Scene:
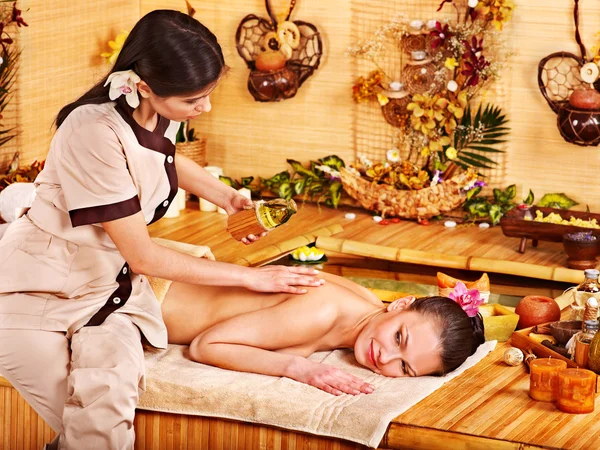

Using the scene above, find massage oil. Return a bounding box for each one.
[227,199,297,241]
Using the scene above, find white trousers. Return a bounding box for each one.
[0,313,145,450]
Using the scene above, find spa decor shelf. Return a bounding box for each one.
[500,206,600,253]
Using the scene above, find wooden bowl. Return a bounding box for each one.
[550,320,582,345]
[562,233,599,270]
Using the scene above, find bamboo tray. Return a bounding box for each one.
[500,206,600,253]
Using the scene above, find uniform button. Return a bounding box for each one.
[163,200,169,207]
[122,267,128,275]
[167,155,174,164]
[113,297,121,305]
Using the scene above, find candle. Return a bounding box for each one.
[199,166,223,212]
[529,358,567,402]
[557,368,596,414]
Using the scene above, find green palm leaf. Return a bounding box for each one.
[453,102,510,169]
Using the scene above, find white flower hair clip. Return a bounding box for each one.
[104,70,141,108]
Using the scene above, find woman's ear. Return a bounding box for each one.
[386,295,416,312]
[137,80,152,99]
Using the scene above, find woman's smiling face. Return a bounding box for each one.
[354,298,443,377]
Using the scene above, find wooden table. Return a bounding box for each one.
[1,203,593,449]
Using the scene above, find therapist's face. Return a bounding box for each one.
[137,82,216,122]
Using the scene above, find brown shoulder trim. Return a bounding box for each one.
[69,195,141,227]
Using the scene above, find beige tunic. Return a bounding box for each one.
[0,103,180,348]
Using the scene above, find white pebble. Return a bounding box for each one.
[479,222,490,229]
[444,220,457,228]
[373,216,383,223]
[587,297,599,308]
[345,213,356,220]
[426,19,437,29]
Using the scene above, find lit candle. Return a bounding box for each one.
[529,358,567,402]
[557,368,596,414]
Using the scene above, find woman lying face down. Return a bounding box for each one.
[161,272,485,395]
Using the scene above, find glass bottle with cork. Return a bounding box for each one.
[569,269,600,321]
[227,198,297,241]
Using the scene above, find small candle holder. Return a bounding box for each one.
[529,358,568,402]
[557,368,597,414]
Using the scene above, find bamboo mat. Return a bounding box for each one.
[148,202,583,286]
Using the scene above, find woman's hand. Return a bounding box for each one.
[244,266,325,294]
[291,359,375,396]
[224,194,267,245]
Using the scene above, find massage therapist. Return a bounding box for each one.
[0,10,322,450]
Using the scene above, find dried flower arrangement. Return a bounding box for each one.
[347,0,513,194]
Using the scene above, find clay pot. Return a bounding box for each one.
[247,67,299,102]
[515,295,561,329]
[563,233,599,270]
[557,103,600,146]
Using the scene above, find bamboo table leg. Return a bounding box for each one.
[532,239,539,248]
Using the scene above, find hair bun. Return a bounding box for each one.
[470,313,485,353]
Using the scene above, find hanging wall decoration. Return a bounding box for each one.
[538,0,600,146]
[235,0,323,102]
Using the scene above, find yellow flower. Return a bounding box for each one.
[101,30,129,65]
[421,146,431,157]
[444,57,459,70]
[429,135,451,151]
[377,93,390,106]
[476,0,514,31]
[446,147,458,160]
[447,91,468,119]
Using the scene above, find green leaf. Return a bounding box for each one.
[328,181,342,208]
[240,176,254,187]
[504,184,516,201]
[466,186,482,200]
[219,176,237,189]
[278,182,292,200]
[465,146,505,153]
[537,193,579,209]
[489,204,503,225]
[457,155,494,169]
[523,189,534,205]
[293,178,306,195]
[319,155,346,170]
[286,159,317,178]
[493,188,504,204]
[465,198,490,218]
[460,152,498,165]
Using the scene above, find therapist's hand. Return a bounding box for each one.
[223,193,268,245]
[244,266,325,294]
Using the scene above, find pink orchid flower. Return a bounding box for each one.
[448,281,483,317]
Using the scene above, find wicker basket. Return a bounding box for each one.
[176,137,207,167]
[340,166,468,219]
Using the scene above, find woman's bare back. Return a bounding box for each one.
[161,271,383,347]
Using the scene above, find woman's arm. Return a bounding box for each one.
[176,154,238,213]
[102,212,323,293]
[175,154,265,244]
[188,296,374,395]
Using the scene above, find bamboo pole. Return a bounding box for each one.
[315,237,584,284]
[234,224,344,267]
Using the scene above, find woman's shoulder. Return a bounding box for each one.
[60,103,118,132]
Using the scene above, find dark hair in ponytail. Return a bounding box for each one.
[56,10,227,128]
[408,296,485,375]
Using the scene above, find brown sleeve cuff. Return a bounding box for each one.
[69,195,142,227]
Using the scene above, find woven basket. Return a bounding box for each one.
[176,137,207,167]
[340,166,468,219]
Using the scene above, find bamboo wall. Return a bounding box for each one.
[4,0,600,210]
